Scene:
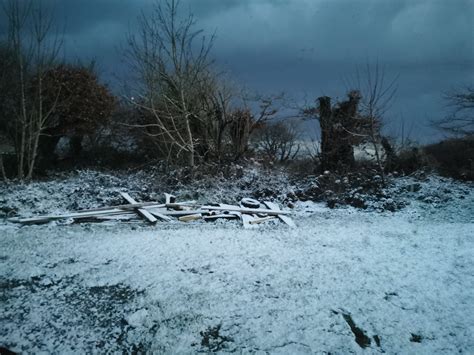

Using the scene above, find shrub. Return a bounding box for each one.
[285,157,320,178]
[424,136,474,180]
[394,147,428,175]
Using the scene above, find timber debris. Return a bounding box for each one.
[8,193,295,228]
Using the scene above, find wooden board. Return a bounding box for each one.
[10,208,131,224]
[120,192,157,224]
[179,214,202,222]
[201,205,292,216]
[218,203,241,210]
[241,214,257,229]
[165,202,200,210]
[263,201,296,227]
[239,202,256,229]
[249,216,277,225]
[10,201,169,225]
[76,214,138,222]
[147,210,173,222]
[203,212,240,221]
[150,209,208,217]
[76,202,165,213]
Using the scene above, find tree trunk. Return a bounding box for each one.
[216,124,225,162]
[381,137,396,174]
[17,125,26,179]
[0,155,7,181]
[26,128,41,180]
[317,95,357,172]
[184,118,194,167]
[317,96,333,171]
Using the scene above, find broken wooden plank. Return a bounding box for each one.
[10,209,130,224]
[156,209,208,217]
[165,202,200,210]
[203,212,240,221]
[140,207,173,221]
[76,213,138,222]
[147,209,173,222]
[93,214,137,221]
[76,202,165,213]
[249,216,277,225]
[120,192,157,224]
[263,201,296,227]
[76,200,196,214]
[178,214,202,222]
[241,214,257,229]
[240,201,259,229]
[201,205,292,216]
[218,203,242,210]
[214,208,241,216]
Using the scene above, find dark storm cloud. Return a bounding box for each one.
[189,0,473,140]
[1,0,472,141]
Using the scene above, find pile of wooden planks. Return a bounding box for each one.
[8,193,295,228]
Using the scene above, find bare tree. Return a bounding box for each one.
[1,0,62,179]
[223,92,287,160]
[347,62,398,182]
[434,86,474,136]
[253,121,300,162]
[300,63,397,181]
[197,74,238,161]
[228,108,252,160]
[242,92,286,134]
[125,0,215,167]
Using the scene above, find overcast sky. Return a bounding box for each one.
[2,0,473,141]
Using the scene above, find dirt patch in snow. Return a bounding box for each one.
[1,273,145,353]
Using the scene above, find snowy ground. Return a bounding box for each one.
[1,173,473,354]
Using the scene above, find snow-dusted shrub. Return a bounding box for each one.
[424,136,474,180]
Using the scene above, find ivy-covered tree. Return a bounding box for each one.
[304,91,371,171]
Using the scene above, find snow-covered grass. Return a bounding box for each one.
[0,167,292,219]
[1,179,473,353]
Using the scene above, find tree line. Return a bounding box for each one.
[0,0,471,181]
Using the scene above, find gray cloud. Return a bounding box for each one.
[1,0,472,141]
